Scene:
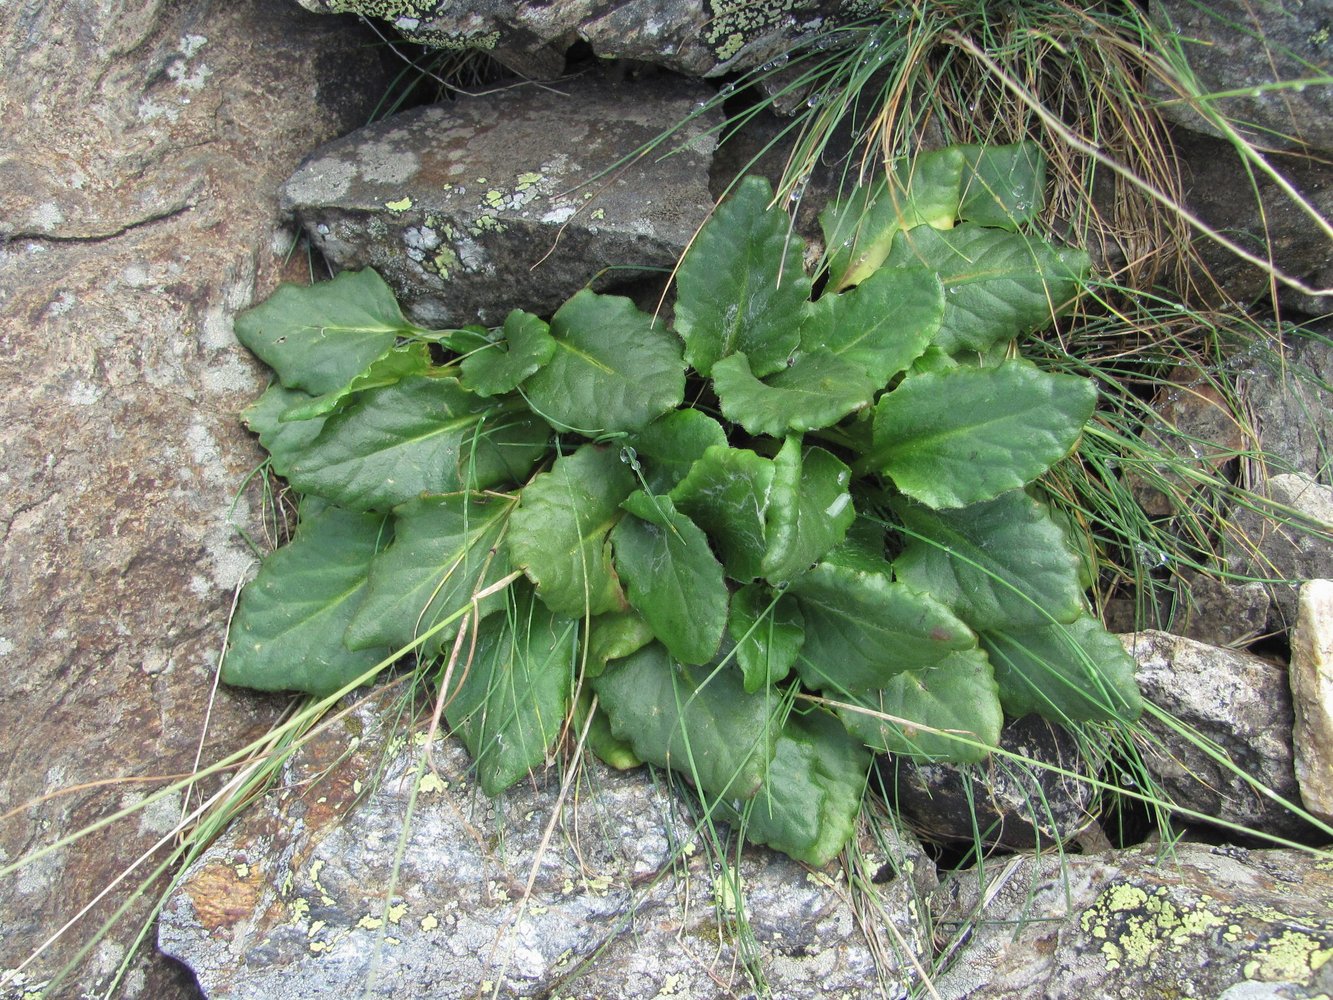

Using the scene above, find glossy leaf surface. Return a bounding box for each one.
[712,350,876,437]
[729,584,805,693]
[460,309,556,397]
[762,439,855,582]
[671,445,775,582]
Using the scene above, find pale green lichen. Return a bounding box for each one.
[384,196,413,213]
[1243,929,1333,983]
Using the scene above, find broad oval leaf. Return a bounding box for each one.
[283,343,434,422]
[286,376,549,510]
[344,493,515,654]
[508,443,634,618]
[719,710,870,867]
[671,445,775,582]
[242,384,328,478]
[713,350,876,437]
[884,223,1089,355]
[592,643,781,801]
[790,562,978,693]
[675,176,809,377]
[628,409,728,494]
[612,492,728,666]
[523,290,684,434]
[444,583,576,795]
[837,648,1002,764]
[223,507,391,695]
[803,265,945,383]
[574,688,641,769]
[234,268,409,395]
[893,490,1085,632]
[981,613,1143,723]
[870,361,1097,508]
[762,438,855,582]
[583,609,656,679]
[460,309,556,397]
[957,143,1047,230]
[729,584,805,693]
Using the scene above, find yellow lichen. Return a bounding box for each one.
[1243,929,1333,985]
[385,196,414,213]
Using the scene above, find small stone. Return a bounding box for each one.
[1290,580,1333,823]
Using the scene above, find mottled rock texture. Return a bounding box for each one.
[160,693,937,999]
[0,2,390,996]
[1290,579,1333,824]
[1122,631,1309,837]
[930,844,1333,999]
[282,73,721,327]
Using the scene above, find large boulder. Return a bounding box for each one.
[159,692,937,999]
[0,2,390,996]
[281,72,721,326]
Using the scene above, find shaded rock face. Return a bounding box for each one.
[888,716,1098,851]
[292,0,873,78]
[929,843,1333,1000]
[1122,631,1309,837]
[0,2,391,996]
[159,694,937,999]
[1237,326,1333,487]
[282,74,721,326]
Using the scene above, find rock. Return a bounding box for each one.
[160,693,936,999]
[928,843,1333,999]
[1226,472,1333,629]
[1175,571,1273,648]
[1150,0,1333,154]
[292,0,870,79]
[888,716,1098,851]
[1291,580,1333,823]
[0,2,391,996]
[282,73,721,326]
[1121,631,1309,837]
[1235,324,1333,486]
[1173,128,1333,304]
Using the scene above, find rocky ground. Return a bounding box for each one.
[2,2,1331,999]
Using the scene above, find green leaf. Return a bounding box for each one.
[223,507,391,695]
[869,361,1097,508]
[523,290,684,434]
[893,490,1085,632]
[981,613,1143,723]
[242,384,328,477]
[803,266,944,383]
[508,443,634,617]
[628,410,728,494]
[729,584,805,693]
[611,492,728,666]
[790,562,977,692]
[592,643,780,800]
[574,688,641,769]
[821,147,967,290]
[234,269,410,395]
[713,350,876,437]
[837,648,1002,764]
[720,710,869,866]
[444,584,575,795]
[459,309,556,397]
[286,376,548,511]
[762,439,855,582]
[583,609,655,679]
[675,176,810,377]
[958,143,1047,230]
[670,445,775,582]
[344,493,515,654]
[884,223,1089,354]
[821,516,891,576]
[282,343,434,421]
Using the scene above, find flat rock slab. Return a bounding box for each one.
[1291,579,1333,823]
[930,843,1333,999]
[0,2,390,996]
[282,74,721,326]
[160,693,937,999]
[1122,630,1309,837]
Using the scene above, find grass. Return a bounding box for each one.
[5,2,1333,998]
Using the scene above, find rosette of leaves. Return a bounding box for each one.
[224,143,1141,866]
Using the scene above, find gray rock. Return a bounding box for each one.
[1235,325,1333,486]
[1121,630,1309,837]
[282,74,721,326]
[929,843,1333,1000]
[1174,571,1273,648]
[1226,472,1333,629]
[292,0,874,79]
[888,716,1098,851]
[1290,580,1333,824]
[160,693,937,999]
[0,2,391,996]
[1150,0,1333,154]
